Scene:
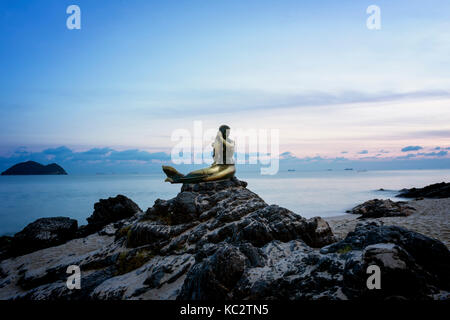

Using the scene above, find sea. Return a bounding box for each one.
[0,169,449,236]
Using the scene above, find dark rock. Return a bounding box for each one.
[126,220,194,250]
[397,182,450,198]
[238,242,266,267]
[305,217,338,247]
[143,192,198,225]
[10,217,77,256]
[15,266,117,300]
[85,195,141,233]
[348,199,415,218]
[74,225,91,238]
[233,206,336,248]
[230,223,450,300]
[181,176,248,193]
[321,221,450,287]
[178,243,247,300]
[129,179,336,251]
[0,236,14,260]
[1,161,67,175]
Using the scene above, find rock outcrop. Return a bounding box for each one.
[397,182,450,199]
[8,217,78,257]
[1,161,67,175]
[0,178,448,301]
[0,236,13,261]
[80,195,142,236]
[348,199,415,218]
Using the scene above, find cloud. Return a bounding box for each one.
[417,151,448,157]
[358,150,369,154]
[80,148,113,155]
[411,130,450,138]
[122,89,450,117]
[395,154,417,160]
[12,146,31,157]
[71,148,114,161]
[0,146,171,167]
[435,147,441,150]
[108,150,170,161]
[341,151,348,154]
[280,151,298,160]
[42,146,73,156]
[401,146,423,152]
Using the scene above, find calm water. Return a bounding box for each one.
[0,169,449,236]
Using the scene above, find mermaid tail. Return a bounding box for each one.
[162,164,235,184]
[162,165,185,183]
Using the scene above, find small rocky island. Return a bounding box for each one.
[1,161,67,175]
[0,178,448,300]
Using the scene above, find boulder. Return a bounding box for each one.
[0,236,13,260]
[178,243,247,300]
[348,199,415,218]
[85,195,141,233]
[130,178,336,250]
[397,182,450,199]
[305,216,338,247]
[10,217,78,256]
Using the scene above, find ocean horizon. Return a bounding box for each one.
[1,168,449,236]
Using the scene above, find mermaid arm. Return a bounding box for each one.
[216,135,234,148]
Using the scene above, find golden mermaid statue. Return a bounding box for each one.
[162,125,235,183]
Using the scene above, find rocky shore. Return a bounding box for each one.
[397,182,450,199]
[327,182,450,248]
[0,178,449,300]
[327,198,450,248]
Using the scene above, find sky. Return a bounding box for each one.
[0,0,449,172]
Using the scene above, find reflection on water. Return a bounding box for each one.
[0,169,449,235]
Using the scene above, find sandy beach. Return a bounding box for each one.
[326,198,450,248]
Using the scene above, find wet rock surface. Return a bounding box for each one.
[348,199,416,218]
[85,195,142,234]
[397,182,450,199]
[7,217,78,257]
[0,178,448,300]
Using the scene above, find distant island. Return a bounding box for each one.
[1,161,67,175]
